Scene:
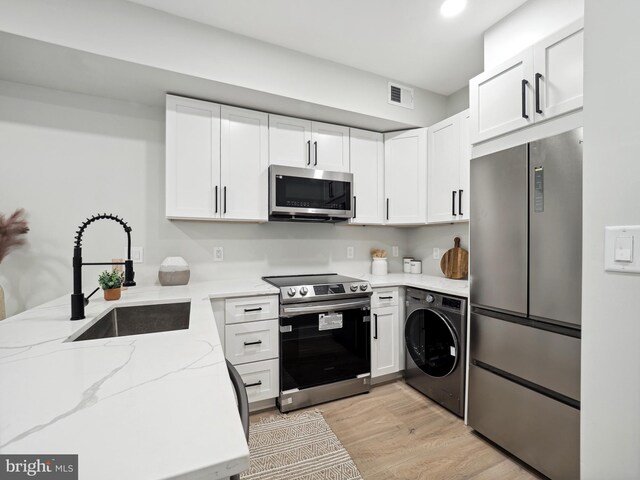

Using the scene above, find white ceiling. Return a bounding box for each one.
[128,0,527,96]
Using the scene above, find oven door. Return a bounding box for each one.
[269,165,353,218]
[279,297,370,392]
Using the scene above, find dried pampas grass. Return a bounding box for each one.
[0,209,29,263]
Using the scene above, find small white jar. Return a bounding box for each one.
[410,260,422,274]
[371,257,388,276]
[403,257,414,273]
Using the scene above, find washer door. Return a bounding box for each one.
[405,308,459,378]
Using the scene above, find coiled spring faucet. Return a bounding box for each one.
[71,213,136,320]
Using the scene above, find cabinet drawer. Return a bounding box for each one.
[372,288,399,308]
[470,311,580,400]
[225,319,279,365]
[468,364,579,480]
[234,359,279,403]
[225,295,279,324]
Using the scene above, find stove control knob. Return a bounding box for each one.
[350,283,359,292]
[300,287,308,296]
[287,287,296,297]
[359,284,368,291]
[426,294,435,303]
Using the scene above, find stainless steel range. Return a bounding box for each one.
[262,274,372,412]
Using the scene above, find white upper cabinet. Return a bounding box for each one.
[384,128,427,225]
[311,121,350,172]
[166,95,220,219]
[470,18,584,144]
[166,95,268,221]
[349,128,384,225]
[220,106,269,221]
[427,110,470,223]
[268,114,312,168]
[533,19,584,121]
[269,114,349,172]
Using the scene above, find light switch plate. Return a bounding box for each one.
[126,246,144,263]
[392,246,399,257]
[213,246,224,262]
[605,226,640,273]
[346,246,354,259]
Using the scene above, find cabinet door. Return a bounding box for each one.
[384,128,427,225]
[220,106,269,221]
[166,95,220,219]
[312,121,350,172]
[458,111,471,220]
[371,306,400,378]
[533,19,584,121]
[427,116,461,223]
[469,50,534,144]
[349,128,384,225]
[268,114,312,168]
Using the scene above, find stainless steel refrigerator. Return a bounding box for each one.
[468,128,582,480]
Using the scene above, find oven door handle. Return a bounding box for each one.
[280,298,371,317]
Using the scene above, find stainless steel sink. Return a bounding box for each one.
[70,301,190,342]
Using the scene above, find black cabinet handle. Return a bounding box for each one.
[307,140,311,165]
[215,185,218,213]
[452,191,457,216]
[521,79,529,119]
[243,340,262,346]
[244,380,262,388]
[458,189,463,216]
[353,196,357,218]
[244,307,263,313]
[378,296,393,300]
[314,141,318,166]
[373,313,378,340]
[223,186,227,214]
[535,73,543,114]
[386,198,389,220]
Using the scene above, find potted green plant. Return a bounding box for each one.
[98,270,123,301]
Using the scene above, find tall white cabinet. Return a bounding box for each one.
[269,114,349,172]
[349,128,385,225]
[470,18,583,144]
[383,128,427,225]
[427,110,470,223]
[166,95,268,221]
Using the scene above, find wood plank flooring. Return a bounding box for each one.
[250,381,543,480]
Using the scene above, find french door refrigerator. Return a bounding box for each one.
[468,128,582,480]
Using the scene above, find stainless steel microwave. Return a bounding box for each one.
[269,165,354,222]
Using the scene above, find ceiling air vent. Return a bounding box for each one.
[388,82,414,109]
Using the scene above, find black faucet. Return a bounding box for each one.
[70,213,136,320]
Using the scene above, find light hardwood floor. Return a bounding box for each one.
[250,381,543,480]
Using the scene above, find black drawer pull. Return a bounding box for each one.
[535,73,543,114]
[244,307,263,313]
[378,296,393,300]
[373,313,378,340]
[243,340,262,346]
[458,189,463,216]
[244,380,262,388]
[521,79,529,119]
[307,140,311,165]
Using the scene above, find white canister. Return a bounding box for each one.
[410,260,422,274]
[403,257,414,273]
[371,257,388,276]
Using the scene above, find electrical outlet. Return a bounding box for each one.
[130,246,144,263]
[213,246,224,262]
[347,246,354,259]
[392,246,399,257]
[433,247,441,260]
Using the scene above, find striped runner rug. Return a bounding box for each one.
[241,410,363,480]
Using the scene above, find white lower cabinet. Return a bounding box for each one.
[371,288,401,378]
[234,359,279,403]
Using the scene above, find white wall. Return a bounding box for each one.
[0,0,446,129]
[445,86,469,117]
[406,224,469,277]
[0,81,410,317]
[484,0,584,69]
[581,1,640,478]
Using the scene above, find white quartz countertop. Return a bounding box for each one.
[354,273,469,297]
[0,278,278,480]
[0,274,463,479]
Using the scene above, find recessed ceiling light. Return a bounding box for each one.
[440,0,467,18]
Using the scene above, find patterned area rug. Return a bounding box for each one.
[241,410,363,480]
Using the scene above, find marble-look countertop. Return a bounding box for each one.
[354,273,469,297]
[0,279,277,480]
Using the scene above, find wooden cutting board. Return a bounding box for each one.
[440,237,469,280]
